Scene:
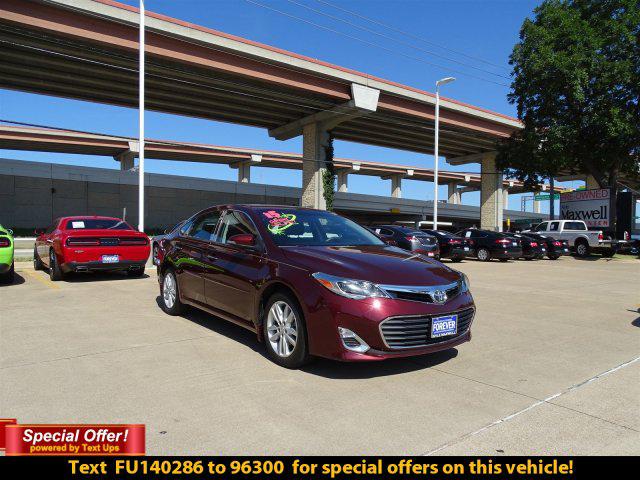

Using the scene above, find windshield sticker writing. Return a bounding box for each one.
[263,210,297,235]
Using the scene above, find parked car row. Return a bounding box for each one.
[0,224,14,284]
[4,207,589,370]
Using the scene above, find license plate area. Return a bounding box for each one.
[431,314,458,338]
[101,254,119,264]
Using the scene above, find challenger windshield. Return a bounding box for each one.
[257,208,384,247]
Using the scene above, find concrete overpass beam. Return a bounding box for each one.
[269,83,380,141]
[480,152,503,231]
[447,183,461,204]
[114,141,139,171]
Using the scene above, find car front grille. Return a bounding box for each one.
[380,308,475,350]
[381,281,461,304]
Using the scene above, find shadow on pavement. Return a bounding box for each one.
[155,296,459,378]
[0,271,26,286]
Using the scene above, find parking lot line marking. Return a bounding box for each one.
[20,269,60,290]
[423,355,640,455]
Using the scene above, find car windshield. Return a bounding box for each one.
[257,208,384,247]
[65,219,133,230]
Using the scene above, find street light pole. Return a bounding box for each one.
[138,0,145,232]
[433,77,455,231]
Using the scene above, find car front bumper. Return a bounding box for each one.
[305,289,475,362]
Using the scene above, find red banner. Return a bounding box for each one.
[4,424,145,456]
[0,419,17,450]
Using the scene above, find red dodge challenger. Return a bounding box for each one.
[34,216,150,281]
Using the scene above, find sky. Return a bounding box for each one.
[0,0,576,213]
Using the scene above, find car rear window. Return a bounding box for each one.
[65,219,133,230]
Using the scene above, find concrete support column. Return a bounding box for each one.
[447,183,461,204]
[480,152,503,231]
[337,169,349,193]
[237,162,251,183]
[585,174,599,190]
[115,141,139,171]
[502,187,509,210]
[390,174,402,198]
[533,198,541,214]
[301,122,329,209]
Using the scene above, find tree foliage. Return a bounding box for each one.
[497,0,640,191]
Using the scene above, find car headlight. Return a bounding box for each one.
[312,272,390,300]
[460,272,471,293]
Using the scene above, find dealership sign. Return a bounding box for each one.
[560,188,611,228]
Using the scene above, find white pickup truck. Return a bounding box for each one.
[524,220,618,257]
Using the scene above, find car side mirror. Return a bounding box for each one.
[228,233,256,247]
[7,229,13,236]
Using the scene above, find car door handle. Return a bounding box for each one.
[205,254,218,261]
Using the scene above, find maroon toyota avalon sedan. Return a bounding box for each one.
[157,205,475,368]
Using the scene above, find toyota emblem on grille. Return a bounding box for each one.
[432,290,447,304]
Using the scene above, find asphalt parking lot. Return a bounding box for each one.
[1,256,639,455]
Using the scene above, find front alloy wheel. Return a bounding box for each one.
[263,293,309,369]
[477,248,490,262]
[267,301,298,358]
[161,270,182,315]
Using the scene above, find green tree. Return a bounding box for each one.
[497,0,639,195]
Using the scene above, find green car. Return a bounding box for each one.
[0,225,15,284]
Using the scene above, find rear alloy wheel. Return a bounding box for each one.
[33,247,44,270]
[476,247,490,262]
[160,269,183,315]
[575,241,590,257]
[49,249,64,281]
[263,293,309,369]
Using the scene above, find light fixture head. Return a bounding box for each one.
[436,77,456,86]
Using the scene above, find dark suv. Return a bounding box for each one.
[371,225,440,259]
[456,228,522,262]
[158,206,474,368]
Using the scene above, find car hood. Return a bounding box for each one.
[282,245,460,286]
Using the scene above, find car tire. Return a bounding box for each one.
[262,292,310,369]
[499,258,509,262]
[0,262,14,284]
[575,240,590,257]
[33,247,44,270]
[127,267,145,278]
[476,247,491,262]
[49,249,64,281]
[450,256,463,263]
[547,254,560,260]
[160,268,183,316]
[600,249,615,258]
[524,256,533,261]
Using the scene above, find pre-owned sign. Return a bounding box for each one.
[560,188,611,227]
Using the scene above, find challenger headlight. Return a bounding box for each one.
[312,272,390,300]
[460,272,471,293]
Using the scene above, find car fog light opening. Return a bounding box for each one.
[338,327,370,353]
